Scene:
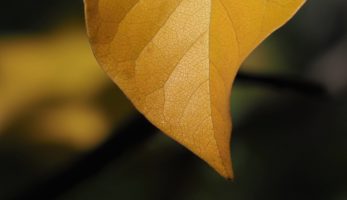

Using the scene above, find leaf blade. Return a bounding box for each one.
[84,0,305,178]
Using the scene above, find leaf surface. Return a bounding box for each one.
[84,0,305,178]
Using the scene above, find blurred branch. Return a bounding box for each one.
[236,71,329,97]
[12,114,158,200]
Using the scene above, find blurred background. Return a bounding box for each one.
[0,0,346,199]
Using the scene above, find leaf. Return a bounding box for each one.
[84,0,305,178]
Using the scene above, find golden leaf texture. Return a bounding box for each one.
[84,0,305,178]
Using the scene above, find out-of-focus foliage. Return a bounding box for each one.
[0,26,133,199]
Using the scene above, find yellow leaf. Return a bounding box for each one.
[84,0,305,178]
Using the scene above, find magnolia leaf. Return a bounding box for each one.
[84,0,305,178]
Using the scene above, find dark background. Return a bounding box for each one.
[0,0,347,199]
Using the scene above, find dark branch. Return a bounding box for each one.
[12,114,157,200]
[236,71,328,97]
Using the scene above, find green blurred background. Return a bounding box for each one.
[0,0,347,199]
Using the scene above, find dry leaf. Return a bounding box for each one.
[84,0,305,178]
